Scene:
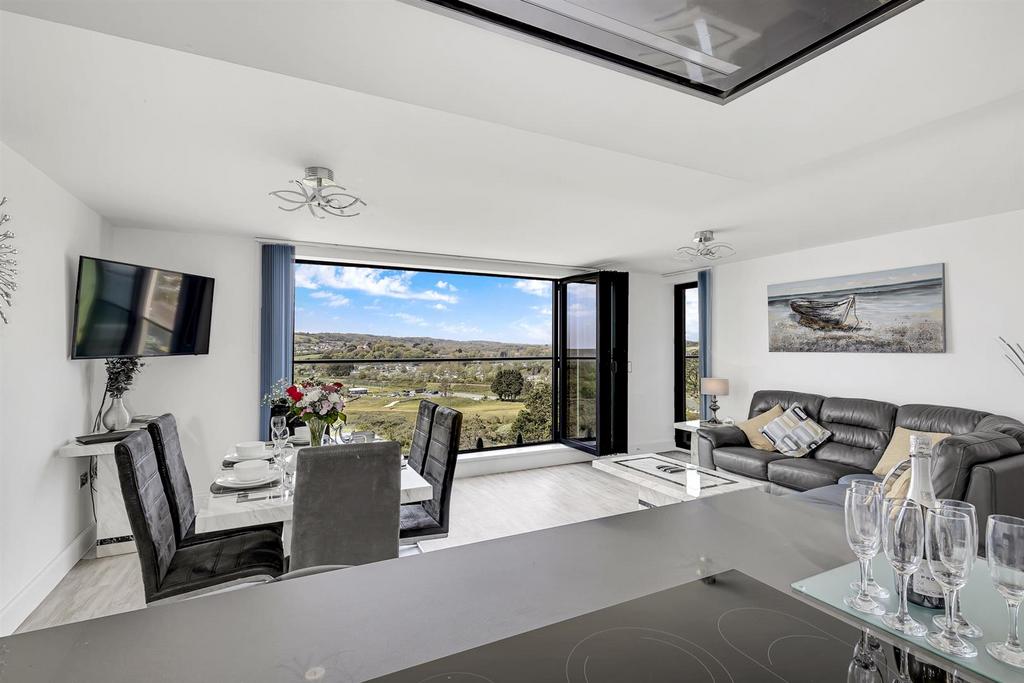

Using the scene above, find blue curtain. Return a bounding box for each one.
[697,269,712,420]
[259,243,295,439]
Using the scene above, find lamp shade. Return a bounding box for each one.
[700,377,729,396]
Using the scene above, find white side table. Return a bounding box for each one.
[673,419,735,465]
[57,440,136,557]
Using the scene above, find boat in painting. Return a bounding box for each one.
[789,295,858,329]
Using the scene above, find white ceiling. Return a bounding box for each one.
[1,1,1023,273]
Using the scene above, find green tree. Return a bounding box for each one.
[511,382,552,442]
[490,368,525,401]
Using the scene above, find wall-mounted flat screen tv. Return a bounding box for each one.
[72,256,215,359]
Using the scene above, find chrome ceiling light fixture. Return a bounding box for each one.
[675,230,735,262]
[269,166,366,219]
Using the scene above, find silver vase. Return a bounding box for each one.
[101,396,131,431]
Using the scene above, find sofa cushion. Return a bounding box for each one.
[761,406,831,457]
[767,458,866,492]
[736,404,783,451]
[749,390,825,422]
[873,426,950,476]
[896,404,989,436]
[814,397,897,470]
[714,446,788,480]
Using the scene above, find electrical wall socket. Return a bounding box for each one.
[80,471,89,488]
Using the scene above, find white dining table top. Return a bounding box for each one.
[195,464,432,534]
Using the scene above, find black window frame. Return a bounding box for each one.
[674,282,700,423]
[291,258,558,454]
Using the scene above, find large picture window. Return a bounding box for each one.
[293,261,555,452]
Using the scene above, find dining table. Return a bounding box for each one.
[194,443,433,553]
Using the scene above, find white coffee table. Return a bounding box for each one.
[593,453,764,508]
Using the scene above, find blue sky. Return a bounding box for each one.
[295,264,553,344]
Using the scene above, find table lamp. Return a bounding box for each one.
[700,378,729,424]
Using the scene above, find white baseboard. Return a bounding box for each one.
[0,524,96,636]
[455,444,592,478]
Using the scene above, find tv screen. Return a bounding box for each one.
[72,256,214,359]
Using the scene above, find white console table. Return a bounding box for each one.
[57,439,137,557]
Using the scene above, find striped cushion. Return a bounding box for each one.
[761,406,832,457]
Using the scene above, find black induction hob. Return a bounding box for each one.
[371,570,958,682]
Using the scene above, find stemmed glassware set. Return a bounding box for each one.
[269,415,296,491]
[843,484,1024,667]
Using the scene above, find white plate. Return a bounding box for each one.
[287,436,310,446]
[225,449,271,463]
[214,469,282,489]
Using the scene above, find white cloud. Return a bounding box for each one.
[435,280,458,291]
[514,279,551,298]
[532,305,552,316]
[310,291,351,307]
[511,319,551,343]
[295,265,458,304]
[432,303,448,311]
[394,312,428,326]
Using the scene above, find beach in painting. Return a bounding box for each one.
[768,264,946,353]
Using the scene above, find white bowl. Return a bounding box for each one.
[234,441,266,459]
[293,426,311,442]
[233,459,270,482]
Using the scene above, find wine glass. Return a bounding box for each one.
[277,443,297,492]
[850,479,890,600]
[985,514,1024,668]
[924,508,977,657]
[932,500,982,638]
[270,415,288,454]
[845,487,886,615]
[847,630,884,683]
[881,498,928,636]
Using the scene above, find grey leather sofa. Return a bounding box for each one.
[697,390,1024,524]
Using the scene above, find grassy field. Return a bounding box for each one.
[340,385,526,450]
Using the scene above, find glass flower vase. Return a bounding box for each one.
[306,417,327,448]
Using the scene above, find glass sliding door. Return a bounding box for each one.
[556,271,628,456]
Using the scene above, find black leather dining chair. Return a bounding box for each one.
[147,413,283,546]
[289,441,401,572]
[114,430,284,603]
[400,406,462,543]
[407,400,438,475]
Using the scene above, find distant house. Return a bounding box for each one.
[348,387,369,395]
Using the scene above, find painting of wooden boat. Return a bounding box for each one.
[768,264,945,353]
[789,295,858,329]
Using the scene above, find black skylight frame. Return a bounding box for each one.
[408,0,924,104]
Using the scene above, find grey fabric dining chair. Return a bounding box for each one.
[289,441,401,572]
[407,400,439,475]
[400,406,462,544]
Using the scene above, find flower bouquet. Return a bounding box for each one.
[275,379,347,447]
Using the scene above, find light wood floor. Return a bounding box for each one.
[17,461,652,634]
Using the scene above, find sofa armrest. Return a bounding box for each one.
[964,453,1024,553]
[932,431,1022,500]
[696,426,749,469]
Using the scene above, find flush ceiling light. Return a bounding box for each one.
[675,230,735,262]
[269,166,366,219]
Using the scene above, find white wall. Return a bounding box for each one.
[627,273,675,453]
[100,225,260,483]
[710,210,1024,422]
[0,143,102,634]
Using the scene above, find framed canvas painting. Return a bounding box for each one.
[768,264,946,353]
